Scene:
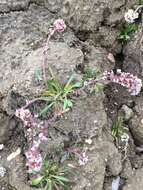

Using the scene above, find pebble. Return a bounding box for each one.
[0,144,4,150]
[85,139,92,145]
[7,148,21,161]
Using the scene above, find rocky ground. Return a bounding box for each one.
[0,0,143,190]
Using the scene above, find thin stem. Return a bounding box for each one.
[42,28,56,81]
[22,97,51,109]
[135,5,143,13]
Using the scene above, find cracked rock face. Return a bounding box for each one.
[0,0,31,13]
[0,4,83,114]
[129,97,143,145]
[123,25,143,77]
[122,169,143,190]
[36,0,136,52]
[40,0,136,31]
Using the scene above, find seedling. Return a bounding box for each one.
[32,159,70,190]
[111,117,124,138]
[117,23,138,42]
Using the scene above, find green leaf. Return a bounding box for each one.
[71,82,82,88]
[44,160,49,169]
[45,179,52,190]
[118,23,138,43]
[32,176,44,185]
[67,99,73,107]
[126,24,137,33]
[40,97,54,102]
[47,79,62,94]
[35,68,42,82]
[51,175,70,182]
[64,74,75,90]
[39,102,55,116]
[63,97,73,110]
[55,179,65,187]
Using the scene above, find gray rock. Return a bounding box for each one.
[0,4,83,115]
[107,152,122,176]
[37,0,136,52]
[121,159,133,179]
[119,105,134,122]
[0,0,30,13]
[72,151,106,190]
[123,25,143,77]
[130,97,143,145]
[88,27,122,53]
[53,93,107,139]
[0,113,16,144]
[84,45,115,72]
[122,169,143,190]
[71,138,122,190]
[39,0,136,31]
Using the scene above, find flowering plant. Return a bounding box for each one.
[103,69,142,96]
[15,108,48,173]
[42,19,66,81]
[15,19,142,180]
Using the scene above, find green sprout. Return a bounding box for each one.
[117,23,138,43]
[32,159,70,190]
[111,117,124,138]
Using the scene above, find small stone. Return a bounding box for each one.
[7,148,21,161]
[85,139,92,145]
[67,163,76,168]
[107,53,115,63]
[120,105,134,121]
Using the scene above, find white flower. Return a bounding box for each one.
[0,166,6,177]
[124,9,139,23]
[121,133,129,143]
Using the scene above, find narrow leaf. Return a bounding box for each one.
[32,176,44,185]
[51,175,70,182]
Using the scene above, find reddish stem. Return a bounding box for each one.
[42,28,56,81]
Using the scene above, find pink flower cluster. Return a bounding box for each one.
[103,69,142,95]
[42,19,66,81]
[53,19,66,32]
[25,146,43,173]
[49,19,66,35]
[15,108,48,173]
